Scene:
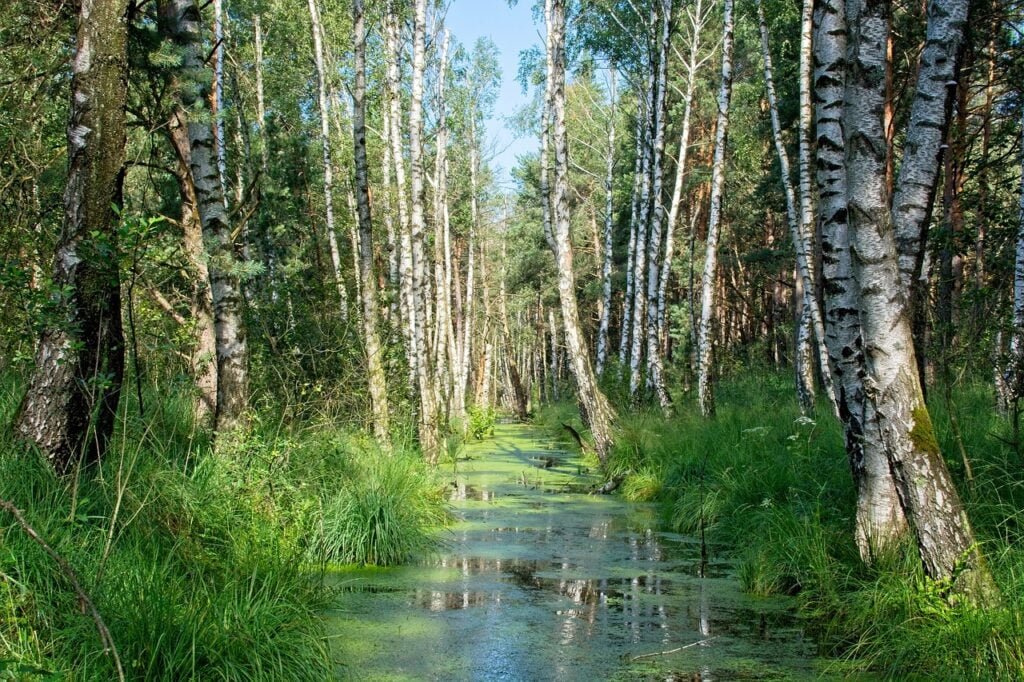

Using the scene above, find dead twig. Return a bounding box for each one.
[0,497,125,682]
[630,636,719,661]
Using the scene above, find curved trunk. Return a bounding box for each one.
[548,0,616,462]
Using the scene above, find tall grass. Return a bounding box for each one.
[538,372,1024,678]
[0,376,448,680]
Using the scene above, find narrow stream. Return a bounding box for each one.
[327,423,822,680]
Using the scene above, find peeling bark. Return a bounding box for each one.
[15,0,129,473]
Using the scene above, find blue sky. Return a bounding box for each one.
[445,0,540,190]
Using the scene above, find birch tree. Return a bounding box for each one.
[657,0,710,355]
[842,0,993,602]
[595,68,616,376]
[547,0,616,463]
[352,0,391,445]
[14,0,130,473]
[696,0,735,418]
[308,0,349,320]
[157,0,250,434]
[756,0,836,417]
[643,0,672,411]
[410,0,441,462]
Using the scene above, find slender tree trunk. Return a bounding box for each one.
[696,0,735,418]
[15,0,129,473]
[410,0,440,462]
[353,0,391,445]
[618,119,644,371]
[308,0,349,320]
[500,238,529,420]
[167,113,218,426]
[643,0,672,411]
[629,63,654,399]
[385,4,416,390]
[892,0,969,296]
[160,0,249,434]
[548,0,616,463]
[756,0,837,416]
[211,0,228,208]
[659,0,706,356]
[1006,108,1024,403]
[845,0,994,603]
[595,69,616,377]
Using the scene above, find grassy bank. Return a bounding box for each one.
[0,377,448,680]
[537,373,1024,679]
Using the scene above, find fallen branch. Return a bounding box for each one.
[630,636,719,661]
[593,472,629,495]
[561,422,587,452]
[0,497,125,682]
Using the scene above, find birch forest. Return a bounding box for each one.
[2,0,1024,678]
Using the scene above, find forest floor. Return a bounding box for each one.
[327,422,825,680]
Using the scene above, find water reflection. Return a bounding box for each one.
[329,425,817,680]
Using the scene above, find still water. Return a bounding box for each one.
[327,423,824,680]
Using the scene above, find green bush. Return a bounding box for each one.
[466,405,497,440]
[315,449,448,566]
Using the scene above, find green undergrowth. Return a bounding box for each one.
[536,372,1024,679]
[0,376,447,680]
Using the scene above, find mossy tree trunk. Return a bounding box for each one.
[14,0,130,474]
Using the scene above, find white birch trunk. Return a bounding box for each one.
[385,4,417,387]
[308,0,349,319]
[643,0,672,410]
[595,69,616,377]
[845,0,993,603]
[548,0,616,463]
[696,0,735,418]
[892,0,970,293]
[813,0,907,560]
[353,0,391,445]
[410,0,440,462]
[618,119,645,370]
[756,0,836,416]
[628,60,654,399]
[658,0,707,354]
[1008,109,1024,402]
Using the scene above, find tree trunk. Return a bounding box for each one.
[845,0,994,604]
[628,61,654,399]
[547,0,616,463]
[1006,108,1024,402]
[892,0,969,296]
[618,117,644,371]
[658,0,707,357]
[160,0,249,435]
[14,0,129,474]
[410,0,440,463]
[353,0,391,446]
[595,69,616,377]
[385,4,417,391]
[167,111,218,426]
[308,0,349,320]
[643,0,672,411]
[813,0,907,562]
[696,0,735,418]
